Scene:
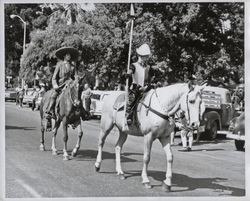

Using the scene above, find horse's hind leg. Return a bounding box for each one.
[115,130,127,179]
[95,120,114,172]
[71,120,84,157]
[51,120,61,155]
[159,136,173,192]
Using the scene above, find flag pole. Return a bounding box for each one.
[123,4,135,131]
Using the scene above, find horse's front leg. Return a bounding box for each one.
[159,136,173,192]
[40,120,45,151]
[115,130,128,180]
[51,120,61,155]
[71,119,83,157]
[141,132,154,189]
[62,117,69,160]
[95,121,114,172]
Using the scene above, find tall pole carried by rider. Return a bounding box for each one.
[123,4,135,130]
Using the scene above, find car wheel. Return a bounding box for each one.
[235,140,245,151]
[206,121,218,140]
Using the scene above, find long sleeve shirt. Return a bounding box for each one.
[128,62,158,88]
[52,61,77,89]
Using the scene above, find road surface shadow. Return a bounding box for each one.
[193,140,231,145]
[181,148,225,152]
[122,152,143,156]
[74,149,138,163]
[5,125,36,131]
[124,170,245,196]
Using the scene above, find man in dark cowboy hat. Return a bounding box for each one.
[45,47,79,118]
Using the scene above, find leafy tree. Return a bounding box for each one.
[7,2,244,88]
[5,4,43,86]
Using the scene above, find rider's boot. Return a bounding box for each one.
[126,91,136,126]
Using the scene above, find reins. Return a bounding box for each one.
[140,87,200,123]
[64,80,80,107]
[140,89,169,120]
[68,75,86,107]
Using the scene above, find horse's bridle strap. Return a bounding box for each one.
[140,102,169,120]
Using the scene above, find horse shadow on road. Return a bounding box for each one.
[74,149,139,163]
[70,149,244,196]
[5,125,36,131]
[124,170,245,196]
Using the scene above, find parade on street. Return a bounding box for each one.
[3,1,247,200]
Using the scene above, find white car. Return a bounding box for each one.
[23,88,36,107]
[35,95,43,110]
[89,90,122,119]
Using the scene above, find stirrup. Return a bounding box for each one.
[45,111,56,119]
[127,118,132,125]
[126,112,132,125]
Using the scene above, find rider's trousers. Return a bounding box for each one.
[47,89,59,113]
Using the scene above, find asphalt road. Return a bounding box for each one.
[5,102,245,198]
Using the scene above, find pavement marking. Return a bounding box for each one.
[16,179,42,198]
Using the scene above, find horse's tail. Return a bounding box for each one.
[40,90,53,131]
[40,96,44,119]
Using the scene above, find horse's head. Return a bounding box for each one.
[180,83,206,128]
[69,75,86,107]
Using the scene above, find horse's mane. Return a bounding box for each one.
[63,79,80,103]
[156,83,188,112]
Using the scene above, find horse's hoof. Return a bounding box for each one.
[71,151,77,157]
[143,182,152,189]
[39,145,45,151]
[162,182,171,192]
[95,165,100,172]
[118,174,126,180]
[52,151,58,155]
[63,155,69,161]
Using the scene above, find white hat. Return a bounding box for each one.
[136,44,151,56]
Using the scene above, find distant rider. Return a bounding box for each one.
[45,47,79,118]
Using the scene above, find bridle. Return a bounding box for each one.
[67,76,85,107]
[140,87,203,126]
[185,89,203,126]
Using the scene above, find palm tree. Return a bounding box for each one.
[40,3,95,25]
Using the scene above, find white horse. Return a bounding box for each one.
[94,83,206,191]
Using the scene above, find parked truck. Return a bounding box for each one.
[198,86,235,140]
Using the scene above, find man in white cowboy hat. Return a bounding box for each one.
[125,43,159,124]
[45,46,79,118]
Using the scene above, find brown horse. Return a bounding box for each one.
[39,76,88,160]
[95,83,206,191]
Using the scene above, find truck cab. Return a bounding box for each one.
[198,86,234,140]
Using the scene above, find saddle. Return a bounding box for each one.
[113,92,148,128]
[44,84,74,131]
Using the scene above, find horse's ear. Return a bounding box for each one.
[199,83,207,91]
[188,81,194,91]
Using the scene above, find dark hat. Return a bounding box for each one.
[55,47,79,60]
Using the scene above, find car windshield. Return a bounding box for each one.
[91,94,101,100]
[6,88,16,91]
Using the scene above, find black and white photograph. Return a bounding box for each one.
[1,0,249,200]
